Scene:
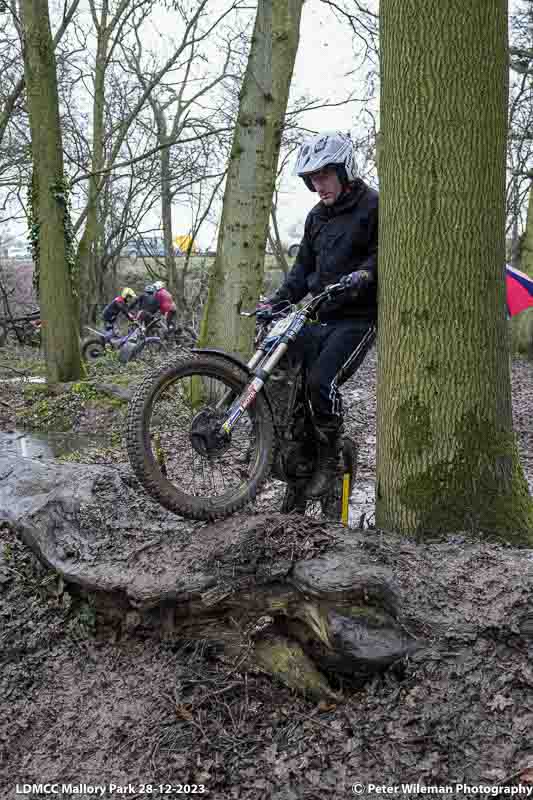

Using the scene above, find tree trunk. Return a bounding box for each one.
[269,202,290,276]
[511,184,533,357]
[20,0,82,383]
[200,0,304,357]
[77,13,109,328]
[149,96,182,307]
[160,135,179,301]
[376,0,533,540]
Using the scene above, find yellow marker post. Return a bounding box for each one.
[154,434,167,477]
[341,473,350,526]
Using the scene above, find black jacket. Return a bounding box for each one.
[274,179,378,322]
[129,292,160,316]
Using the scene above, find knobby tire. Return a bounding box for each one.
[126,353,275,521]
[82,338,106,362]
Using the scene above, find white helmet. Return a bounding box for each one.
[153,280,165,291]
[293,131,357,192]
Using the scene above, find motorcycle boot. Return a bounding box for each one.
[305,416,343,499]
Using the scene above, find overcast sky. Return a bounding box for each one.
[275,0,375,244]
[5,0,525,251]
[148,0,372,248]
[4,0,372,249]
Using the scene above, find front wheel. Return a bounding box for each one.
[126,353,275,520]
[281,436,358,522]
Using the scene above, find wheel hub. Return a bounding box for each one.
[190,409,231,457]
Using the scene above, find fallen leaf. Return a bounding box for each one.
[520,769,533,784]
[317,701,337,712]
[176,704,193,721]
[488,694,513,711]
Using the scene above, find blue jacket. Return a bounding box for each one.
[275,179,378,322]
[102,296,131,323]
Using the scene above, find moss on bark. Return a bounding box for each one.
[397,410,533,541]
[376,0,532,541]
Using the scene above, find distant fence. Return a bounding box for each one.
[0,255,286,321]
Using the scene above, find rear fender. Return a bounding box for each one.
[86,326,106,343]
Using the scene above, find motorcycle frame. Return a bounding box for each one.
[192,283,376,471]
[191,283,350,435]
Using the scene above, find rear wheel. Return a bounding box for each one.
[126,353,275,520]
[131,337,167,364]
[281,436,358,522]
[82,337,106,362]
[174,325,198,348]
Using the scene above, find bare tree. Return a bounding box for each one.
[507,0,533,354]
[69,0,244,326]
[201,0,305,357]
[126,12,241,303]
[0,0,81,147]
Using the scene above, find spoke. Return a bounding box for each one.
[146,368,259,504]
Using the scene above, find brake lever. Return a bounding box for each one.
[325,282,345,298]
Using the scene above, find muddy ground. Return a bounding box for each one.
[1,345,533,799]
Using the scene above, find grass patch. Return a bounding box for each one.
[17,378,127,432]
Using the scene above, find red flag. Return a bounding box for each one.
[506,265,533,317]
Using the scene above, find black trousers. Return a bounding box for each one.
[289,318,373,421]
[166,309,177,330]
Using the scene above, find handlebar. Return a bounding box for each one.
[320,281,345,299]
[241,282,347,320]
[299,282,346,316]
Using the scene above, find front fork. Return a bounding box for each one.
[219,342,289,434]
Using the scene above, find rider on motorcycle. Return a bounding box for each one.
[102,287,137,332]
[153,281,177,334]
[129,283,161,324]
[259,131,378,499]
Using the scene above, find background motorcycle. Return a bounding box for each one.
[82,318,165,364]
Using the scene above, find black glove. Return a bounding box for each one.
[255,301,274,321]
[339,269,372,292]
[256,295,291,319]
